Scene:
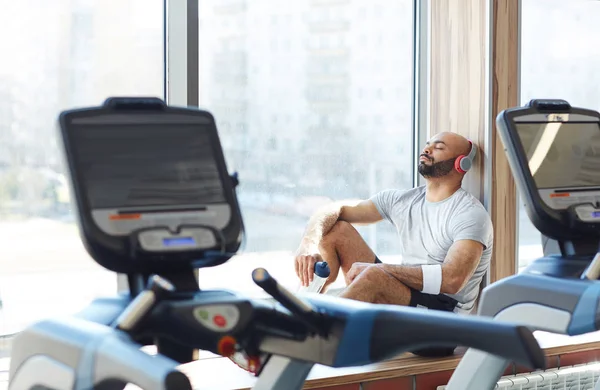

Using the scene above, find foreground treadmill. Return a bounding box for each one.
[9,97,546,390]
[447,99,600,389]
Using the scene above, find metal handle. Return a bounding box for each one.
[113,274,175,331]
[581,253,600,280]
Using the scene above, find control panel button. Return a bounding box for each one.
[198,310,209,320]
[213,315,227,327]
[193,304,240,333]
[217,336,237,357]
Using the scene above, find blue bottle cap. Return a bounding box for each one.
[314,261,331,278]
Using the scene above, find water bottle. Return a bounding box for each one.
[298,261,331,293]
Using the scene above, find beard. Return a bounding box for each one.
[417,156,457,178]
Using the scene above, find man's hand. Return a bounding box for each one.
[346,262,377,285]
[294,249,324,287]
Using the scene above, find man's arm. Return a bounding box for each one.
[300,188,405,251]
[295,200,383,286]
[299,199,383,250]
[439,239,484,293]
[377,239,484,294]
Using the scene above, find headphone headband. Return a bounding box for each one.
[467,140,477,160]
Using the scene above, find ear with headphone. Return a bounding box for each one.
[454,140,477,174]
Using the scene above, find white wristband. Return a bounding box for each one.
[421,264,442,295]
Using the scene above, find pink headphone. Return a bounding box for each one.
[454,140,477,174]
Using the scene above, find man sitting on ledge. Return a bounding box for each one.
[294,131,493,357]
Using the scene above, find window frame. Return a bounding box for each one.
[168,0,425,293]
[413,0,429,188]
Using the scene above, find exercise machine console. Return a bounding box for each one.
[447,99,600,389]
[9,98,547,390]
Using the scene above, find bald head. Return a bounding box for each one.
[431,132,473,157]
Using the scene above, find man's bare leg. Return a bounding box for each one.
[318,221,378,292]
[338,265,412,305]
[340,268,457,357]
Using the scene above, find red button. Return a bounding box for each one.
[217,336,236,357]
[213,314,227,327]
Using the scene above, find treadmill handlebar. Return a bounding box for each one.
[367,308,546,370]
[252,267,328,337]
[243,286,546,371]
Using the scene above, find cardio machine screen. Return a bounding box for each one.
[515,121,600,190]
[68,117,227,209]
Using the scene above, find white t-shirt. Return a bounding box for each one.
[370,185,494,314]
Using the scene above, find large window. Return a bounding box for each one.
[0,0,163,341]
[518,0,600,270]
[195,0,416,295]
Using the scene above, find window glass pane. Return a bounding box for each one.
[197,0,415,294]
[519,0,600,270]
[0,0,163,337]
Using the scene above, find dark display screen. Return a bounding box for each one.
[514,121,600,189]
[69,118,226,209]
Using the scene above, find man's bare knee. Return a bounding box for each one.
[320,221,353,249]
[317,220,377,292]
[330,220,353,235]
